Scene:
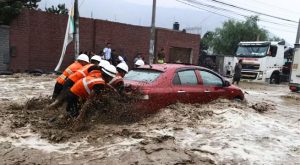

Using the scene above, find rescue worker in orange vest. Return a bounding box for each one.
[109,62,128,94]
[63,55,103,90]
[66,64,117,118]
[52,54,90,100]
[48,58,109,110]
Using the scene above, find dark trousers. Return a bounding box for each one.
[52,82,63,100]
[232,76,241,85]
[66,91,80,118]
[63,79,75,90]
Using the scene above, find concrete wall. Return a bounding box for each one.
[9,9,200,72]
[0,25,10,71]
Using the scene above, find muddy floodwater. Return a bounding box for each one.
[0,74,299,165]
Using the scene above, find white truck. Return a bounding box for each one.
[234,41,285,84]
[289,46,300,92]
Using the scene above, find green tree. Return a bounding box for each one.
[22,0,40,10]
[45,4,68,15]
[269,36,284,42]
[200,31,214,51]
[209,16,268,55]
[0,0,40,25]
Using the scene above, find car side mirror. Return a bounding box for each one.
[224,80,231,87]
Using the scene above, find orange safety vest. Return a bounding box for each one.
[109,73,124,87]
[68,64,94,83]
[56,61,83,85]
[87,69,102,78]
[70,76,106,99]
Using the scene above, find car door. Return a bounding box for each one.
[172,69,206,104]
[198,70,227,102]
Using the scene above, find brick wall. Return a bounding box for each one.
[0,25,10,71]
[9,10,200,72]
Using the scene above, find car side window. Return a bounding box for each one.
[200,70,223,86]
[173,70,198,85]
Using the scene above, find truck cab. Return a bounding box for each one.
[234,41,285,84]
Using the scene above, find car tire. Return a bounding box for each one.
[270,73,280,84]
[233,96,243,102]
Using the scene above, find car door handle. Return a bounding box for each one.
[204,90,211,93]
[177,90,186,93]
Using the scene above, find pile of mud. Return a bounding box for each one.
[5,92,144,143]
[3,93,277,143]
[250,102,276,113]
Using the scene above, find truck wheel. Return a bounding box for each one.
[270,73,280,84]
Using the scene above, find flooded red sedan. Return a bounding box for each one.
[124,64,244,112]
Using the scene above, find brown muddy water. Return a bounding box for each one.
[0,74,299,165]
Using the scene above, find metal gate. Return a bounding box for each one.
[169,47,192,64]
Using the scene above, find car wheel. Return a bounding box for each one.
[233,96,243,102]
[270,73,280,84]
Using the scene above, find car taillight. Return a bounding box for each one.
[290,86,297,91]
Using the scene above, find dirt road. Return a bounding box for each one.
[0,74,299,164]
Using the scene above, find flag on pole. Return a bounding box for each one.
[55,6,75,71]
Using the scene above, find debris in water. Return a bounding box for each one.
[251,102,276,113]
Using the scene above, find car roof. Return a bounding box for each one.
[138,64,204,72]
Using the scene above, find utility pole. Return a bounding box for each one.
[295,18,300,46]
[148,0,156,65]
[74,0,80,58]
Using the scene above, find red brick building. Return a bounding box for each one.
[7,10,200,72]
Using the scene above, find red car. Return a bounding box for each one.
[124,64,244,112]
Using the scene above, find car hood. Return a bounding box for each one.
[124,80,153,91]
[228,84,241,90]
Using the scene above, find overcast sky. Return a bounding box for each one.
[39,0,300,45]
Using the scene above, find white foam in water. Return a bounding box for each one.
[0,126,80,153]
[0,125,142,156]
[175,108,300,164]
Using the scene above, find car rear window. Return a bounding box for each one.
[124,69,162,82]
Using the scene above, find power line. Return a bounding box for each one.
[207,0,298,23]
[79,0,86,8]
[251,0,300,15]
[175,0,244,20]
[175,0,297,34]
[181,0,297,29]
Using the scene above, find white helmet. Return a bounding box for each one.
[135,59,145,66]
[99,60,110,68]
[90,55,101,62]
[118,56,124,62]
[102,65,117,78]
[77,54,89,63]
[116,62,129,73]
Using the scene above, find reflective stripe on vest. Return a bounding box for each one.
[82,78,91,95]
[59,74,67,80]
[108,75,123,86]
[65,68,74,75]
[78,70,87,77]
[82,77,104,95]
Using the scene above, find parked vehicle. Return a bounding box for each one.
[234,41,286,84]
[124,64,244,112]
[289,44,300,92]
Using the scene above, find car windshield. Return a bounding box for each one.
[124,69,162,83]
[236,45,269,57]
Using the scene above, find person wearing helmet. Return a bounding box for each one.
[47,55,103,110]
[109,63,129,94]
[52,54,89,100]
[63,55,102,89]
[66,64,117,118]
[134,59,145,68]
